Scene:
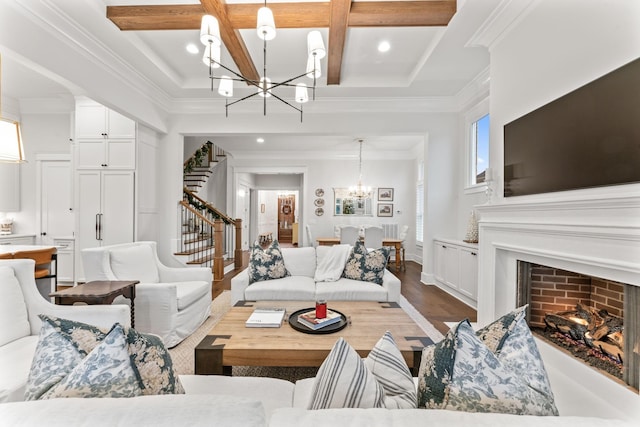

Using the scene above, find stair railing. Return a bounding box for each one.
[179,188,242,281]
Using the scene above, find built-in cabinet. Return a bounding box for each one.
[53,238,74,283]
[433,238,478,308]
[74,102,136,169]
[73,100,136,282]
[0,234,36,245]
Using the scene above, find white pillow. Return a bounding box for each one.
[314,245,351,282]
[0,266,30,346]
[109,245,159,283]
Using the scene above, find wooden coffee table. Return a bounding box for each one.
[195,300,433,376]
[50,280,138,328]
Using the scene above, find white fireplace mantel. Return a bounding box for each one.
[474,193,640,417]
[475,194,640,325]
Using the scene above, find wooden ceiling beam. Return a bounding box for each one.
[348,1,456,27]
[327,0,351,86]
[106,2,455,31]
[200,0,259,84]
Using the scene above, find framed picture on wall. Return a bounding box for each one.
[377,203,393,217]
[378,188,394,201]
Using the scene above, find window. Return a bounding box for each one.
[471,114,490,185]
[415,161,424,244]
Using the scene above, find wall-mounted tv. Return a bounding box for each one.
[504,57,640,197]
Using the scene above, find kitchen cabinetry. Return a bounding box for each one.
[53,238,74,284]
[75,103,136,169]
[0,234,36,245]
[433,238,478,307]
[74,170,134,281]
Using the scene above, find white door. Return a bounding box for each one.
[39,160,74,245]
[100,171,135,246]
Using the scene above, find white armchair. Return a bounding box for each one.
[0,259,130,402]
[81,241,212,348]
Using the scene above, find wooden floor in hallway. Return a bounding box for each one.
[214,249,477,336]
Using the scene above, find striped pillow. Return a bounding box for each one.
[307,332,416,409]
[364,331,417,408]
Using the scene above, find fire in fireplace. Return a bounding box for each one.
[517,262,638,391]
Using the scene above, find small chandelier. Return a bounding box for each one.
[0,54,25,163]
[199,1,325,122]
[349,139,373,200]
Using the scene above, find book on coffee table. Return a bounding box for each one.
[245,308,286,328]
[297,309,342,330]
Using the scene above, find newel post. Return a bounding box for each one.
[234,218,243,270]
[213,219,224,281]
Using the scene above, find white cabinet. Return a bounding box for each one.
[74,170,134,281]
[0,234,35,245]
[53,238,74,284]
[75,104,136,139]
[75,103,136,169]
[433,239,478,307]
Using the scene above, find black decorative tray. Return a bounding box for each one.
[288,307,348,334]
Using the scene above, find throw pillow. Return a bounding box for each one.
[417,313,558,416]
[307,337,385,409]
[342,240,390,285]
[25,315,184,400]
[314,244,352,282]
[41,324,143,399]
[307,332,416,410]
[474,304,527,353]
[248,239,290,284]
[364,331,417,409]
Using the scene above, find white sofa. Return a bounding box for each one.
[81,241,212,348]
[0,259,130,403]
[231,246,401,305]
[0,373,636,426]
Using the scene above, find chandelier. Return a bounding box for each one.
[199,1,325,122]
[349,139,373,200]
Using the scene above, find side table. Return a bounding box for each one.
[50,280,139,328]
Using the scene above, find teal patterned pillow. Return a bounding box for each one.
[475,305,527,353]
[342,241,390,285]
[248,240,291,284]
[41,324,142,399]
[25,315,184,400]
[417,315,558,416]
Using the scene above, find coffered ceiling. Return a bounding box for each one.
[0,0,499,155]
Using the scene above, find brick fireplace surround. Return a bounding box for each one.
[476,192,639,420]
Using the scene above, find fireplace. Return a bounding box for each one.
[475,195,640,417]
[516,262,638,390]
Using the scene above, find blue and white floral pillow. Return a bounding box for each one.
[417,307,558,416]
[342,240,389,285]
[248,240,291,284]
[25,315,184,400]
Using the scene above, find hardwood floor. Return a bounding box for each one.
[214,251,477,336]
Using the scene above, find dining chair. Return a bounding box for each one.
[363,226,384,249]
[339,226,360,245]
[0,253,13,260]
[398,225,409,271]
[13,247,57,282]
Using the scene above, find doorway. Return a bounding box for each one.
[257,190,299,246]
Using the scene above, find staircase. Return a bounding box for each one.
[175,142,241,281]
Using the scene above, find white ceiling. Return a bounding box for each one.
[0,0,500,156]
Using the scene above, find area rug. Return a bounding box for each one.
[169,291,445,380]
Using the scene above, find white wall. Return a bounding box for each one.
[488,0,640,204]
[136,124,160,243]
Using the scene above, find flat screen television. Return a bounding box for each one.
[504,57,640,197]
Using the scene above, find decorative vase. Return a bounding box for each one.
[463,210,479,243]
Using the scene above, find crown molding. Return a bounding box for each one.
[466,0,539,51]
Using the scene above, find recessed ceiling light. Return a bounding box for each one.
[186,43,199,54]
[256,137,265,143]
[377,41,391,53]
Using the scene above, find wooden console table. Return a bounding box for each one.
[316,237,404,272]
[50,280,138,328]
